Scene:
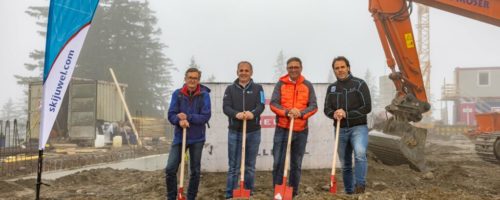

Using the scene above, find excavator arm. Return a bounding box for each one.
[368,0,500,171]
[413,0,500,27]
[370,0,430,123]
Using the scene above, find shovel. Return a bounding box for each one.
[330,119,341,194]
[233,119,251,199]
[177,127,187,200]
[274,117,295,200]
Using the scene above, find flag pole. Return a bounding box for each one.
[35,1,101,199]
[35,149,44,200]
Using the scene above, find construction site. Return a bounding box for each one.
[1,74,500,200]
[1,1,500,200]
[0,118,499,199]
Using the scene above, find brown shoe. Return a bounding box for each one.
[354,185,365,194]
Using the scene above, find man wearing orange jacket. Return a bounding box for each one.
[270,57,318,198]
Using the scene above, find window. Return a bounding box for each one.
[478,71,489,86]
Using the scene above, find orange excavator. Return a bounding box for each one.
[367,0,500,171]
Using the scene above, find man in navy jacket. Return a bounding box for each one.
[324,56,371,194]
[166,67,211,200]
[223,61,265,199]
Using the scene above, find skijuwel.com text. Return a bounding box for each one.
[49,50,75,112]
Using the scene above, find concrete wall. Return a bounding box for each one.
[200,82,336,172]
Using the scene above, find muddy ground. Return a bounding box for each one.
[1,135,499,200]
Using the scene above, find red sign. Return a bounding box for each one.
[458,102,476,125]
[260,116,276,128]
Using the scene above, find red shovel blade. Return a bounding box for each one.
[232,181,251,199]
[177,187,186,200]
[329,175,337,194]
[274,177,293,200]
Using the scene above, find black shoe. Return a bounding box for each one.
[354,185,365,194]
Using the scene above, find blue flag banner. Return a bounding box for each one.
[40,0,100,150]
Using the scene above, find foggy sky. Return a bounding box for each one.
[1,0,499,119]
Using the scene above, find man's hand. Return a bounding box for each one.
[177,113,187,120]
[288,108,301,119]
[179,119,190,128]
[236,112,245,120]
[334,109,346,120]
[244,111,254,120]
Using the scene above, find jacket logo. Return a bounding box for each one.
[246,91,253,94]
[330,86,336,92]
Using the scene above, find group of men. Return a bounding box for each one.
[166,56,372,200]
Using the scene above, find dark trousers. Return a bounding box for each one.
[272,127,308,196]
[165,141,204,200]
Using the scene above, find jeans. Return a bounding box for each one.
[272,127,308,197]
[165,141,204,200]
[225,129,261,199]
[336,124,368,194]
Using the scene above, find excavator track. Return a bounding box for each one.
[474,133,500,164]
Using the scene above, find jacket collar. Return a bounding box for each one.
[279,74,305,84]
[233,78,254,89]
[181,84,201,96]
[336,73,353,83]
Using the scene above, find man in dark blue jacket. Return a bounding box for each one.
[166,67,211,200]
[223,61,265,199]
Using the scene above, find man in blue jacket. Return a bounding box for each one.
[223,61,265,199]
[166,67,211,200]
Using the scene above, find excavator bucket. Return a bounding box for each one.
[370,117,428,172]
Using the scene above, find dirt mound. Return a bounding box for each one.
[0,181,25,193]
[438,165,469,181]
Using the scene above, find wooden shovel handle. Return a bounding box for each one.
[239,119,247,181]
[331,119,341,176]
[283,117,295,178]
[179,127,187,188]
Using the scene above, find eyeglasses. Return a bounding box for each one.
[287,66,301,70]
[186,76,200,81]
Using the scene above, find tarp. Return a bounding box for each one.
[39,0,100,150]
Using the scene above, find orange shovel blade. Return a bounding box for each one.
[274,177,293,200]
[177,187,186,200]
[329,175,337,194]
[232,181,251,199]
